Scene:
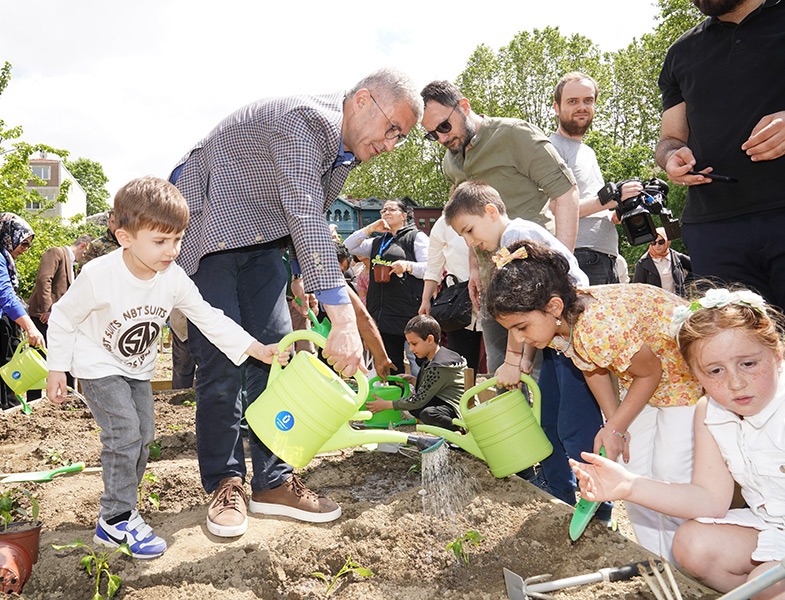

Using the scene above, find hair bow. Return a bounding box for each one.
[492,246,528,269]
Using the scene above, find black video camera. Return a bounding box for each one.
[597,177,681,246]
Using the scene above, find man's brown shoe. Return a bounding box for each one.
[206,477,247,537]
[249,475,341,523]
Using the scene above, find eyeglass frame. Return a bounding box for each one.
[369,94,407,147]
[650,238,666,246]
[424,102,460,142]
[380,206,403,214]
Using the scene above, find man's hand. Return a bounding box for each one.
[46,371,68,404]
[663,146,716,186]
[39,311,51,324]
[743,111,785,161]
[322,303,363,376]
[468,271,482,310]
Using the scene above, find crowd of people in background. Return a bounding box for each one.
[1,0,783,595]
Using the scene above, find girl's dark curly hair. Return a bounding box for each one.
[486,240,585,319]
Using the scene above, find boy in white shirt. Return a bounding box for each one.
[46,176,286,559]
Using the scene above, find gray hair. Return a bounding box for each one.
[348,68,423,122]
[73,233,95,246]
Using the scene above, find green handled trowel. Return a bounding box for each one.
[569,447,605,541]
[0,462,86,484]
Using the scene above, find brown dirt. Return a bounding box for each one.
[0,351,720,600]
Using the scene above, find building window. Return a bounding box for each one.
[419,217,426,229]
[343,210,350,222]
[429,218,436,229]
[31,165,51,181]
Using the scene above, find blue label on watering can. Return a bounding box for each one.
[275,411,295,431]
[12,371,20,380]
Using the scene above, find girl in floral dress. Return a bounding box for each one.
[486,240,703,562]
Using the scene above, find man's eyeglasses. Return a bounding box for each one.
[424,103,459,142]
[650,239,666,246]
[370,94,407,147]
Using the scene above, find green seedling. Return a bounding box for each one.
[52,539,132,600]
[0,488,40,531]
[168,423,184,431]
[138,471,160,511]
[181,399,195,408]
[148,440,162,459]
[311,554,373,596]
[446,530,485,566]
[47,448,68,466]
[407,456,422,475]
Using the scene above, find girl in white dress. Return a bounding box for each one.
[571,288,785,598]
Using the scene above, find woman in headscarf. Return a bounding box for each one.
[0,213,45,409]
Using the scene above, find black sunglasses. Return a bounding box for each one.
[650,239,666,246]
[424,103,459,142]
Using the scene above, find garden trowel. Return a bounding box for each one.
[569,446,606,541]
[0,462,86,483]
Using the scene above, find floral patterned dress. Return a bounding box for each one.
[550,284,703,407]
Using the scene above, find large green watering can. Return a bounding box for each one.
[0,340,47,396]
[417,374,553,478]
[245,331,443,468]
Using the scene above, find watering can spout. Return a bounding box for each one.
[316,422,445,454]
[416,424,485,460]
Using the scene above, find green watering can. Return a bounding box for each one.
[294,297,331,338]
[0,340,47,396]
[361,375,417,428]
[245,331,443,468]
[417,374,553,478]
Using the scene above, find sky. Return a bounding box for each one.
[0,0,661,200]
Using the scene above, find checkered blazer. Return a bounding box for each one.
[172,92,357,293]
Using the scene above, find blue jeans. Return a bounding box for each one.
[188,243,293,494]
[81,376,155,518]
[537,348,612,520]
[574,248,619,286]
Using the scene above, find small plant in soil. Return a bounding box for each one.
[446,530,485,566]
[47,448,69,466]
[52,539,132,600]
[311,554,373,595]
[148,440,162,459]
[0,488,39,531]
[138,471,160,511]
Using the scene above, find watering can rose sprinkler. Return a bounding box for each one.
[245,330,443,468]
[417,374,553,478]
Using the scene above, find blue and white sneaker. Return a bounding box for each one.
[94,510,167,559]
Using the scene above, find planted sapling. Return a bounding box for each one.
[52,539,132,600]
[311,554,373,595]
[446,530,485,566]
[138,471,160,511]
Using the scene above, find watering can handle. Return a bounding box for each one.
[270,330,369,406]
[459,374,542,424]
[367,375,410,398]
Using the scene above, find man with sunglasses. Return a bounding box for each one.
[633,228,692,297]
[169,68,422,540]
[420,79,579,373]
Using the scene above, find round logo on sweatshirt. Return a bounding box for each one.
[118,322,161,357]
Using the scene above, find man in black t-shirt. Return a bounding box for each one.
[656,0,785,310]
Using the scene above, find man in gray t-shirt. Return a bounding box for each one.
[550,72,641,284]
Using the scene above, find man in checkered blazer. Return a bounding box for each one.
[170,68,422,538]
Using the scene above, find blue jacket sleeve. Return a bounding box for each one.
[0,254,26,321]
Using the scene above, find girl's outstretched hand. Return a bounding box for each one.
[569,451,635,503]
[594,426,629,464]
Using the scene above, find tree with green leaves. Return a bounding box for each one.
[1,61,102,296]
[65,157,111,215]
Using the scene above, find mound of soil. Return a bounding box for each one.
[0,391,719,600]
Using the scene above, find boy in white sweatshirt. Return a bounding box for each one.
[46,176,286,559]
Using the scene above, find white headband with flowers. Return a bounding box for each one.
[671,288,766,336]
